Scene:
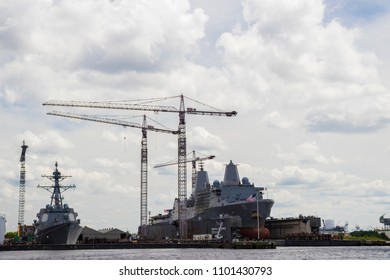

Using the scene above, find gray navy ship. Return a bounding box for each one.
[144,160,274,241]
[33,162,82,245]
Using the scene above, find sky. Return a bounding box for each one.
[1,0,390,234]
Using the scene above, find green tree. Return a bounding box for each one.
[4,232,18,239]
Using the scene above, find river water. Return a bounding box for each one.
[1,246,389,260]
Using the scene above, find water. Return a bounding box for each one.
[1,246,389,260]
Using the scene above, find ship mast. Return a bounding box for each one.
[37,162,76,208]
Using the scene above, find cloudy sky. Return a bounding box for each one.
[2,0,390,234]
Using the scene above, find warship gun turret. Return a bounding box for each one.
[34,162,82,244]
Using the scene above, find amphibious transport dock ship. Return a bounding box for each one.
[144,160,274,241]
[33,162,82,245]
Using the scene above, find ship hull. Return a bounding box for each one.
[145,199,274,240]
[190,199,274,239]
[192,199,274,227]
[35,222,82,245]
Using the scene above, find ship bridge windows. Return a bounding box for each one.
[41,213,48,222]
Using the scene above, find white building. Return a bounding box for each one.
[0,214,6,245]
[323,219,335,230]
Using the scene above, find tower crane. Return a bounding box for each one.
[18,140,28,238]
[154,151,215,194]
[46,111,178,236]
[43,94,237,239]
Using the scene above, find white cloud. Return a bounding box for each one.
[216,0,386,132]
[260,111,297,129]
[188,126,227,152]
[305,94,390,133]
[0,0,209,106]
[275,142,342,165]
[17,130,74,153]
[296,142,341,164]
[101,130,120,143]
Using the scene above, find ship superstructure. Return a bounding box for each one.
[33,162,82,244]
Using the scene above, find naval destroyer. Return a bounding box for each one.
[144,160,274,240]
[33,162,82,244]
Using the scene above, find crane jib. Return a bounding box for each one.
[185,109,237,116]
[43,101,237,116]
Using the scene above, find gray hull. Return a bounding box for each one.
[193,199,274,227]
[35,222,82,245]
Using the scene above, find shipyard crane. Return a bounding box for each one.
[18,140,28,238]
[46,111,178,236]
[43,94,237,239]
[154,151,215,194]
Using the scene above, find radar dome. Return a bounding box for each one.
[242,177,250,185]
[212,180,221,188]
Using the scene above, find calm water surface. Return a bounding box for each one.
[1,246,389,260]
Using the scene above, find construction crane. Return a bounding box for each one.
[46,111,178,236]
[43,94,237,239]
[154,151,215,194]
[18,140,28,238]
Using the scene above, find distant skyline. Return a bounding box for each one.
[1,0,390,233]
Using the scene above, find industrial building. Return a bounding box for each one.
[78,227,126,243]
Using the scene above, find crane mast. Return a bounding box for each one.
[18,140,28,238]
[44,94,237,239]
[140,116,148,236]
[47,111,177,237]
[177,96,187,237]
